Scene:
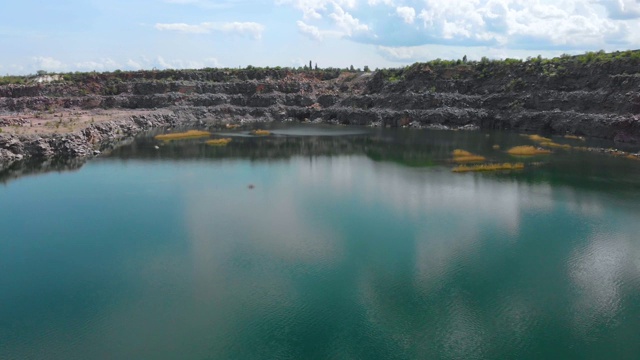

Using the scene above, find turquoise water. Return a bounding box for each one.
[2,126,640,359]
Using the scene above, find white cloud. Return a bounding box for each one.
[599,0,640,19]
[276,0,357,20]
[75,58,119,71]
[31,56,65,71]
[126,59,143,70]
[163,0,241,9]
[396,6,416,24]
[155,23,211,34]
[329,4,370,36]
[297,20,323,41]
[155,21,265,39]
[368,0,394,6]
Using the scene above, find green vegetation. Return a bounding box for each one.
[0,49,637,87]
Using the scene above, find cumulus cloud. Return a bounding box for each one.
[31,56,65,71]
[598,0,640,19]
[329,4,370,36]
[297,20,323,40]
[75,58,119,71]
[155,21,265,39]
[163,0,242,9]
[276,0,357,19]
[396,6,416,24]
[279,0,640,56]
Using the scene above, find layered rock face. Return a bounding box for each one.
[1,53,639,165]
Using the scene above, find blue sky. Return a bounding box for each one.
[1,0,639,75]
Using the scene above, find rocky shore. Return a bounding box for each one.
[1,51,639,169]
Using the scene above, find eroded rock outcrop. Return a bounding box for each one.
[1,51,639,167]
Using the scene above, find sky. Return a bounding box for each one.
[1,0,639,75]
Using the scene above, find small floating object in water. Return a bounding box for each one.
[564,134,585,141]
[226,123,240,129]
[154,130,210,141]
[452,162,525,173]
[507,145,552,156]
[492,144,500,150]
[452,149,486,163]
[252,129,271,135]
[248,184,255,189]
[206,138,232,146]
[154,145,160,150]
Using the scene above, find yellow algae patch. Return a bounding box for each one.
[564,135,585,141]
[528,134,552,143]
[452,162,525,173]
[453,149,473,157]
[507,145,552,156]
[452,149,486,163]
[538,141,572,150]
[155,130,210,141]
[206,138,232,146]
[252,129,271,135]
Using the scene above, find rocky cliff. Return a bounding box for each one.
[1,50,639,167]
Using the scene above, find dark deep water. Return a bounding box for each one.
[2,126,640,359]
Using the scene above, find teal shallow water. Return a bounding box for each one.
[1,127,640,359]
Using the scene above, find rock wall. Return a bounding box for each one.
[1,53,639,167]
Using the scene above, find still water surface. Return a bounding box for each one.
[1,126,640,359]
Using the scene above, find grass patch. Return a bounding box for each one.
[252,129,271,135]
[452,149,486,163]
[507,145,552,156]
[206,138,232,146]
[453,162,525,173]
[155,130,210,141]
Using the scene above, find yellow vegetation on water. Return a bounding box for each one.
[206,138,232,146]
[452,162,525,173]
[538,141,572,149]
[452,149,486,163]
[155,130,210,141]
[252,129,271,135]
[507,145,552,156]
[528,134,552,143]
[453,149,473,157]
[627,154,640,161]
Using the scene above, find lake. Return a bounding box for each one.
[2,125,640,359]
